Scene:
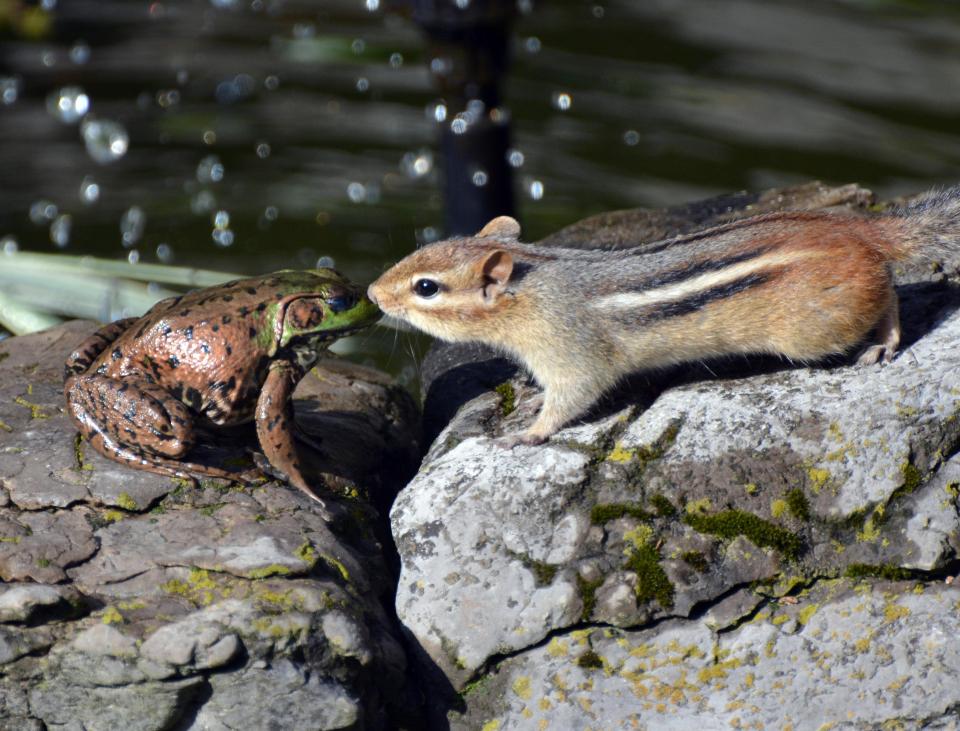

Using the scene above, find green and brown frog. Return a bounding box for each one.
[63,269,381,505]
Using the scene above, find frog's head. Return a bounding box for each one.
[274,269,381,351]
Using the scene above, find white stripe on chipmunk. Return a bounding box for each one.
[592,250,813,310]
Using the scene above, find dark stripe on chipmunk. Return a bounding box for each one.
[639,273,772,322]
[628,246,770,293]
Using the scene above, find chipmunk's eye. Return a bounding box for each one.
[413,278,440,299]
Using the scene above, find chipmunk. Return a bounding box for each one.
[368,186,960,445]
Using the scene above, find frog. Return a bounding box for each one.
[63,269,381,506]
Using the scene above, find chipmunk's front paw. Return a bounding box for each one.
[496,431,549,449]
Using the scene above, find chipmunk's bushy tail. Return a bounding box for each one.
[885,184,960,261]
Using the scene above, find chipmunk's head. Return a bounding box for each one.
[368,216,521,342]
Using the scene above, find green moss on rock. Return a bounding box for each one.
[649,494,678,518]
[845,563,914,581]
[624,542,675,609]
[576,574,603,621]
[576,650,604,670]
[590,502,654,525]
[785,488,810,521]
[683,509,802,560]
[681,550,709,572]
[493,382,516,417]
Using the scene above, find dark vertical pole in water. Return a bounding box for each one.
[409,0,517,235]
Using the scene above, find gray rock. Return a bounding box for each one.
[0,321,423,729]
[188,659,359,731]
[0,584,72,623]
[395,183,960,727]
[29,676,204,731]
[452,580,960,729]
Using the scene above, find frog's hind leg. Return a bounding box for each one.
[67,373,261,484]
[64,318,139,382]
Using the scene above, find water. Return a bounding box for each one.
[2,0,960,372]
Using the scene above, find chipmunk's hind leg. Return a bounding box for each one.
[856,290,901,365]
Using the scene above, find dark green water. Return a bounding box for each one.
[2,0,960,378]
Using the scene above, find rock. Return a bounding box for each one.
[395,182,960,727]
[452,579,960,729]
[0,321,422,729]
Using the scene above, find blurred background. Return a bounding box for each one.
[3,0,960,380]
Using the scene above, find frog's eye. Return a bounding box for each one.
[326,293,356,313]
[413,278,440,299]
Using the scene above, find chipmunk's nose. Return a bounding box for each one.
[366,283,380,306]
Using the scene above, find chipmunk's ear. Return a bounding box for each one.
[477,216,520,241]
[479,250,513,301]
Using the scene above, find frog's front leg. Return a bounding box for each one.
[255,363,327,507]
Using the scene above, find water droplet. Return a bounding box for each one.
[489,106,509,124]
[29,200,58,224]
[255,142,271,159]
[292,23,315,39]
[528,180,544,200]
[347,182,366,203]
[507,149,525,168]
[47,86,90,124]
[120,206,146,247]
[191,190,216,214]
[41,0,57,8]
[127,249,141,265]
[552,92,572,111]
[81,118,129,164]
[263,205,279,221]
[517,0,533,13]
[429,57,452,75]
[355,77,370,93]
[471,169,488,187]
[351,39,365,54]
[316,255,336,269]
[213,210,230,229]
[454,0,469,8]
[156,89,180,108]
[430,102,447,123]
[176,69,190,85]
[148,2,165,18]
[416,226,439,245]
[209,0,239,8]
[524,36,541,54]
[196,155,225,184]
[0,77,21,105]
[41,51,56,68]
[1,236,18,255]
[215,73,255,104]
[401,149,433,179]
[50,214,72,248]
[592,5,605,18]
[264,75,279,91]
[450,117,468,135]
[212,228,234,247]
[389,52,403,68]
[156,243,173,263]
[365,0,379,11]
[623,129,640,146]
[79,176,100,204]
[68,41,91,65]
[202,129,217,145]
